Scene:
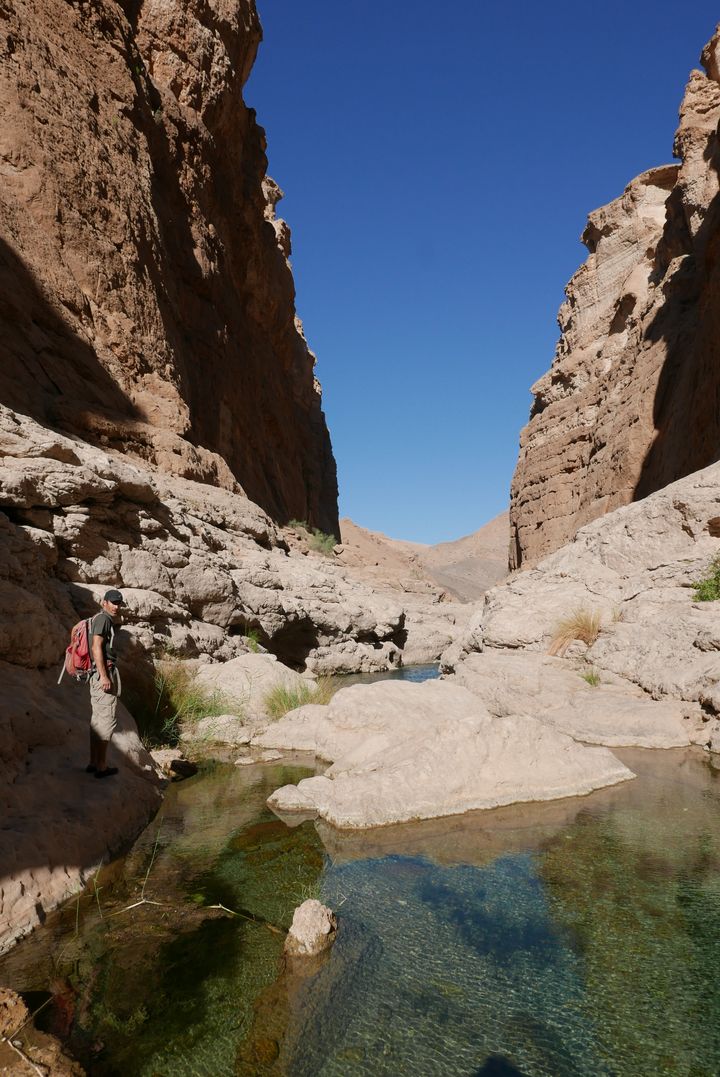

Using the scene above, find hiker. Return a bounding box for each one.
[87,588,124,779]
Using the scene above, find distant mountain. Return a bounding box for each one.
[421,513,510,601]
[338,513,509,603]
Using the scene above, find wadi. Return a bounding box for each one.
[1,3,719,1075]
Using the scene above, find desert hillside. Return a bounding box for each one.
[338,513,509,602]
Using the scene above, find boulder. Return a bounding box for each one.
[195,653,316,721]
[193,715,250,746]
[284,899,337,957]
[260,680,634,829]
[149,748,198,780]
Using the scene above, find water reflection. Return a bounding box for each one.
[2,749,720,1074]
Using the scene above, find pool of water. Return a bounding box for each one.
[3,742,720,1075]
[336,662,440,688]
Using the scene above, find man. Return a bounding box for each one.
[87,588,124,778]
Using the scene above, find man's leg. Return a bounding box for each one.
[89,673,118,776]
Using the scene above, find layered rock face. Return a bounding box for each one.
[0,406,412,680]
[0,0,338,534]
[510,27,720,567]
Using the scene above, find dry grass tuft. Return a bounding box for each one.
[548,608,602,657]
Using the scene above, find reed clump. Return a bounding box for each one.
[148,657,239,747]
[264,676,339,721]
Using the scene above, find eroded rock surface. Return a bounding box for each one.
[511,26,720,567]
[264,464,720,832]
[258,681,633,829]
[0,661,163,953]
[448,462,720,750]
[0,406,416,677]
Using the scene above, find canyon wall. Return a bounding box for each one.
[0,0,357,951]
[510,26,720,568]
[0,0,338,535]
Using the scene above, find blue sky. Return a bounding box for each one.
[247,2,719,544]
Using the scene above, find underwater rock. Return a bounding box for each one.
[149,749,199,780]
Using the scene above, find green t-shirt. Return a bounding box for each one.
[91,611,117,665]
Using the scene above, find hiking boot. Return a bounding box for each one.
[94,767,119,779]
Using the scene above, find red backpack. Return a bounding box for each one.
[58,618,94,684]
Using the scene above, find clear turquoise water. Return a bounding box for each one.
[336,662,440,688]
[3,739,720,1075]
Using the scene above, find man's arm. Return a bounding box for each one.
[92,634,112,692]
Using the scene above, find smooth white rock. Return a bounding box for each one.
[262,680,633,829]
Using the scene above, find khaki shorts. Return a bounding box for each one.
[90,670,119,743]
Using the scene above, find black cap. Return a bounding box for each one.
[103,589,124,605]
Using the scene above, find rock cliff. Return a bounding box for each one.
[0,0,464,952]
[446,461,720,752]
[510,26,720,567]
[0,0,338,534]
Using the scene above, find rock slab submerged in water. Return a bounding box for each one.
[258,681,634,829]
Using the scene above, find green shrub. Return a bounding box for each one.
[264,676,338,721]
[581,669,601,687]
[692,554,720,601]
[307,528,336,556]
[287,519,336,556]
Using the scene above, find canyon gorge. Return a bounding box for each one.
[1,11,720,1071]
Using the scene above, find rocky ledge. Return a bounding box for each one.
[1,660,163,954]
[258,462,720,830]
[256,680,633,829]
[0,405,461,679]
